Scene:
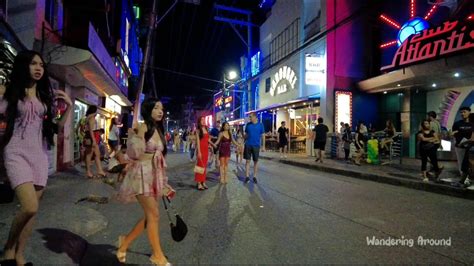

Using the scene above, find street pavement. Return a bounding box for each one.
[0,152,473,265]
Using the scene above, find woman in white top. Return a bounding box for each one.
[108,117,121,156]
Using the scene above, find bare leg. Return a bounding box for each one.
[94,145,106,176]
[2,183,39,263]
[219,157,225,183]
[14,187,44,264]
[224,157,230,183]
[118,217,146,253]
[245,159,251,178]
[136,195,168,264]
[253,160,259,178]
[85,147,94,177]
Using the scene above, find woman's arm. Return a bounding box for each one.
[231,135,240,146]
[418,133,436,142]
[195,130,201,157]
[54,90,73,129]
[214,132,223,146]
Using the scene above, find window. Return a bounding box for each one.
[269,18,300,65]
[265,78,271,93]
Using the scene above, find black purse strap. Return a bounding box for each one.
[161,196,178,224]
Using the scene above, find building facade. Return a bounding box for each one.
[6,0,142,171]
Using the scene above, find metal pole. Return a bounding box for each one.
[247,13,252,112]
[133,0,157,127]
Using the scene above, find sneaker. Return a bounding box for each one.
[422,177,429,182]
[253,177,258,184]
[244,177,250,184]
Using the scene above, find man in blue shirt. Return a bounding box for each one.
[244,113,265,184]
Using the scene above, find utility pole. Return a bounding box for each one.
[133,0,157,127]
[214,4,256,118]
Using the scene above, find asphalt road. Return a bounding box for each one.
[1,152,473,265]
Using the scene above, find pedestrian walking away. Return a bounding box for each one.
[214,122,242,184]
[116,98,175,266]
[277,121,289,158]
[195,116,215,190]
[188,129,197,162]
[182,128,189,153]
[235,128,245,164]
[342,123,353,161]
[1,50,73,266]
[312,117,329,163]
[108,117,121,158]
[244,113,265,184]
[80,105,107,179]
[209,122,220,169]
[354,122,366,166]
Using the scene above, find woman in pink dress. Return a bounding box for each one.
[194,116,215,190]
[116,98,174,265]
[1,51,72,265]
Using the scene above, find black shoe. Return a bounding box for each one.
[244,177,250,184]
[253,177,258,184]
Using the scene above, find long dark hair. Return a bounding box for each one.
[3,50,55,148]
[220,121,230,133]
[141,98,167,156]
[109,117,117,132]
[196,116,207,139]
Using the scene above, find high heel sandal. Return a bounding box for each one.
[150,255,172,266]
[202,183,208,189]
[116,235,127,263]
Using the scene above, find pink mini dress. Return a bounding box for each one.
[117,131,169,203]
[5,98,49,189]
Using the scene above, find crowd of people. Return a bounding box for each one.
[0,50,472,265]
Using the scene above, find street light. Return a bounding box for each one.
[227,70,238,81]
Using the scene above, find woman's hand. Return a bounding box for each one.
[54,90,73,106]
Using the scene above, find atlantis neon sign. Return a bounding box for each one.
[382,20,474,71]
[270,66,297,96]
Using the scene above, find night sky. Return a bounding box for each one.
[147,0,267,116]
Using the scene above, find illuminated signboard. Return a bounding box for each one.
[382,20,474,71]
[270,66,297,96]
[335,91,352,133]
[251,51,260,76]
[214,96,233,109]
[305,55,325,85]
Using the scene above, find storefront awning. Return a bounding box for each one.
[358,52,474,93]
[39,41,132,107]
[246,96,319,114]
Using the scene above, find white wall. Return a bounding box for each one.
[259,53,300,109]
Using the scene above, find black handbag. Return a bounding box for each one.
[0,181,14,204]
[162,196,188,242]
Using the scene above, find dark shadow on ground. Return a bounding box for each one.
[37,228,120,266]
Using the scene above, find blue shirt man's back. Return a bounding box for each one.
[245,122,265,147]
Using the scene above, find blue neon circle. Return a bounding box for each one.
[397,17,429,46]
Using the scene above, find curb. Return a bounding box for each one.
[260,155,474,200]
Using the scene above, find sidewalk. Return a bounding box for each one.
[259,152,474,199]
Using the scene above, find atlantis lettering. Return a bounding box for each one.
[382,20,474,71]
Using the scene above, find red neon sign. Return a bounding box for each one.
[381,20,474,71]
